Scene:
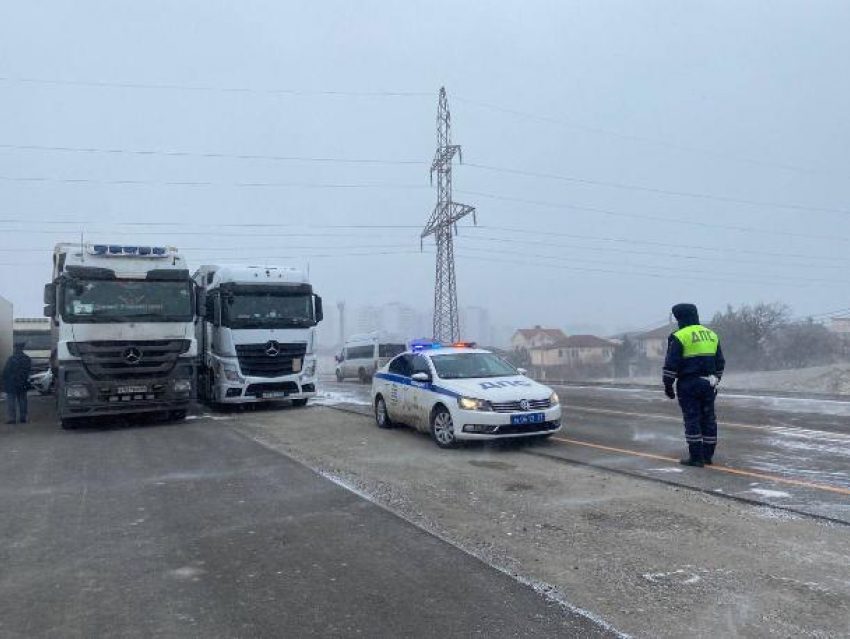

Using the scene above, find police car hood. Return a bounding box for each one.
[438,376,551,401]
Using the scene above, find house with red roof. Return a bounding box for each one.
[511,326,568,351]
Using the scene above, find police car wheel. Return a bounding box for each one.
[431,406,457,449]
[374,395,393,429]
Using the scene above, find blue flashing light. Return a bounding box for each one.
[92,245,108,255]
[108,245,122,254]
[123,246,138,254]
[152,247,166,255]
[138,247,151,255]
[410,339,443,352]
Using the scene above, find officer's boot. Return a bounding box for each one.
[680,443,704,467]
[702,443,716,465]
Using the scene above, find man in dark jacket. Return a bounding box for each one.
[663,304,725,467]
[3,342,32,424]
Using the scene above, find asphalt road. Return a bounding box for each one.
[318,378,850,524]
[0,398,612,638]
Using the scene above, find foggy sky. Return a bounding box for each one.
[2,0,849,336]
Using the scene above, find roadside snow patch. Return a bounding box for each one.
[749,488,792,499]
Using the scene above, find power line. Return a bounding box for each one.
[0,142,424,166]
[459,190,850,243]
[454,246,845,286]
[476,225,844,264]
[0,174,427,190]
[0,76,430,98]
[455,235,845,272]
[464,162,850,218]
[452,95,838,179]
[3,141,846,217]
[0,219,422,230]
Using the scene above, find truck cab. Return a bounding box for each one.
[194,265,323,406]
[44,244,197,428]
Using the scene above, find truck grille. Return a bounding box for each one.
[75,340,191,380]
[236,342,307,378]
[490,398,551,413]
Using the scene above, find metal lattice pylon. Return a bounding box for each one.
[422,87,476,343]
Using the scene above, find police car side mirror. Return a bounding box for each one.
[411,372,431,383]
[517,368,528,376]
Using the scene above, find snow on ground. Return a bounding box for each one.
[749,488,793,499]
[312,389,370,407]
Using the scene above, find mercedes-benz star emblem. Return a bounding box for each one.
[265,340,281,357]
[519,399,530,411]
[123,347,143,364]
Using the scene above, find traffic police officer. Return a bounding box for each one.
[663,303,725,467]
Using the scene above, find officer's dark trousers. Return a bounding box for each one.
[6,390,28,423]
[676,377,717,461]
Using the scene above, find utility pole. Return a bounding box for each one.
[422,87,476,343]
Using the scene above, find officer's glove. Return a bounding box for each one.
[707,375,719,389]
[664,384,676,400]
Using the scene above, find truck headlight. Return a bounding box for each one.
[65,384,90,399]
[173,379,192,393]
[220,363,241,382]
[458,396,492,411]
[550,391,560,406]
[302,360,317,378]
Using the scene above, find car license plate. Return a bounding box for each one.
[262,391,289,398]
[511,412,545,425]
[117,385,147,395]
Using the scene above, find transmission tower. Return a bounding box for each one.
[422,87,476,343]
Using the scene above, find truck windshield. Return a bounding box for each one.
[224,292,315,329]
[62,279,194,323]
[430,353,518,380]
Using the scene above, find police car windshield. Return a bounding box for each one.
[430,352,517,379]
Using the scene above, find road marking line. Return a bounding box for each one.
[570,405,785,433]
[551,436,850,496]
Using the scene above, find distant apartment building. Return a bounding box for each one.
[460,306,491,345]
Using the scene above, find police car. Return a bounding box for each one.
[371,342,562,448]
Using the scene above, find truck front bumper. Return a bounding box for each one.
[57,360,195,418]
[216,376,318,404]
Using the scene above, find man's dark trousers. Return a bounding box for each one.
[6,390,28,423]
[676,377,717,462]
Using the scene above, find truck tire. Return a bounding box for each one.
[168,410,187,421]
[292,398,308,407]
[60,418,81,431]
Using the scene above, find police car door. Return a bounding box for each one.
[385,354,413,422]
[408,354,433,430]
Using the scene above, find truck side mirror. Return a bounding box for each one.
[43,283,55,305]
[314,295,324,323]
[43,304,55,318]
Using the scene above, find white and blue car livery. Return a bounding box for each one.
[371,345,562,448]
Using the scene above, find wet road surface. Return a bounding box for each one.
[319,378,850,524]
[0,398,613,638]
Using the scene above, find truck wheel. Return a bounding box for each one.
[292,398,308,407]
[168,410,187,421]
[430,405,457,449]
[375,395,393,429]
[60,418,81,431]
[335,369,344,382]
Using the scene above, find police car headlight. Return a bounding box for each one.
[458,396,492,411]
[549,391,560,406]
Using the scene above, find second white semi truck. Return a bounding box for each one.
[193,265,323,407]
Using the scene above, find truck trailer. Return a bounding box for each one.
[44,243,197,429]
[193,265,323,406]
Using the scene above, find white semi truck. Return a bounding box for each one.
[44,243,197,429]
[193,265,323,407]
